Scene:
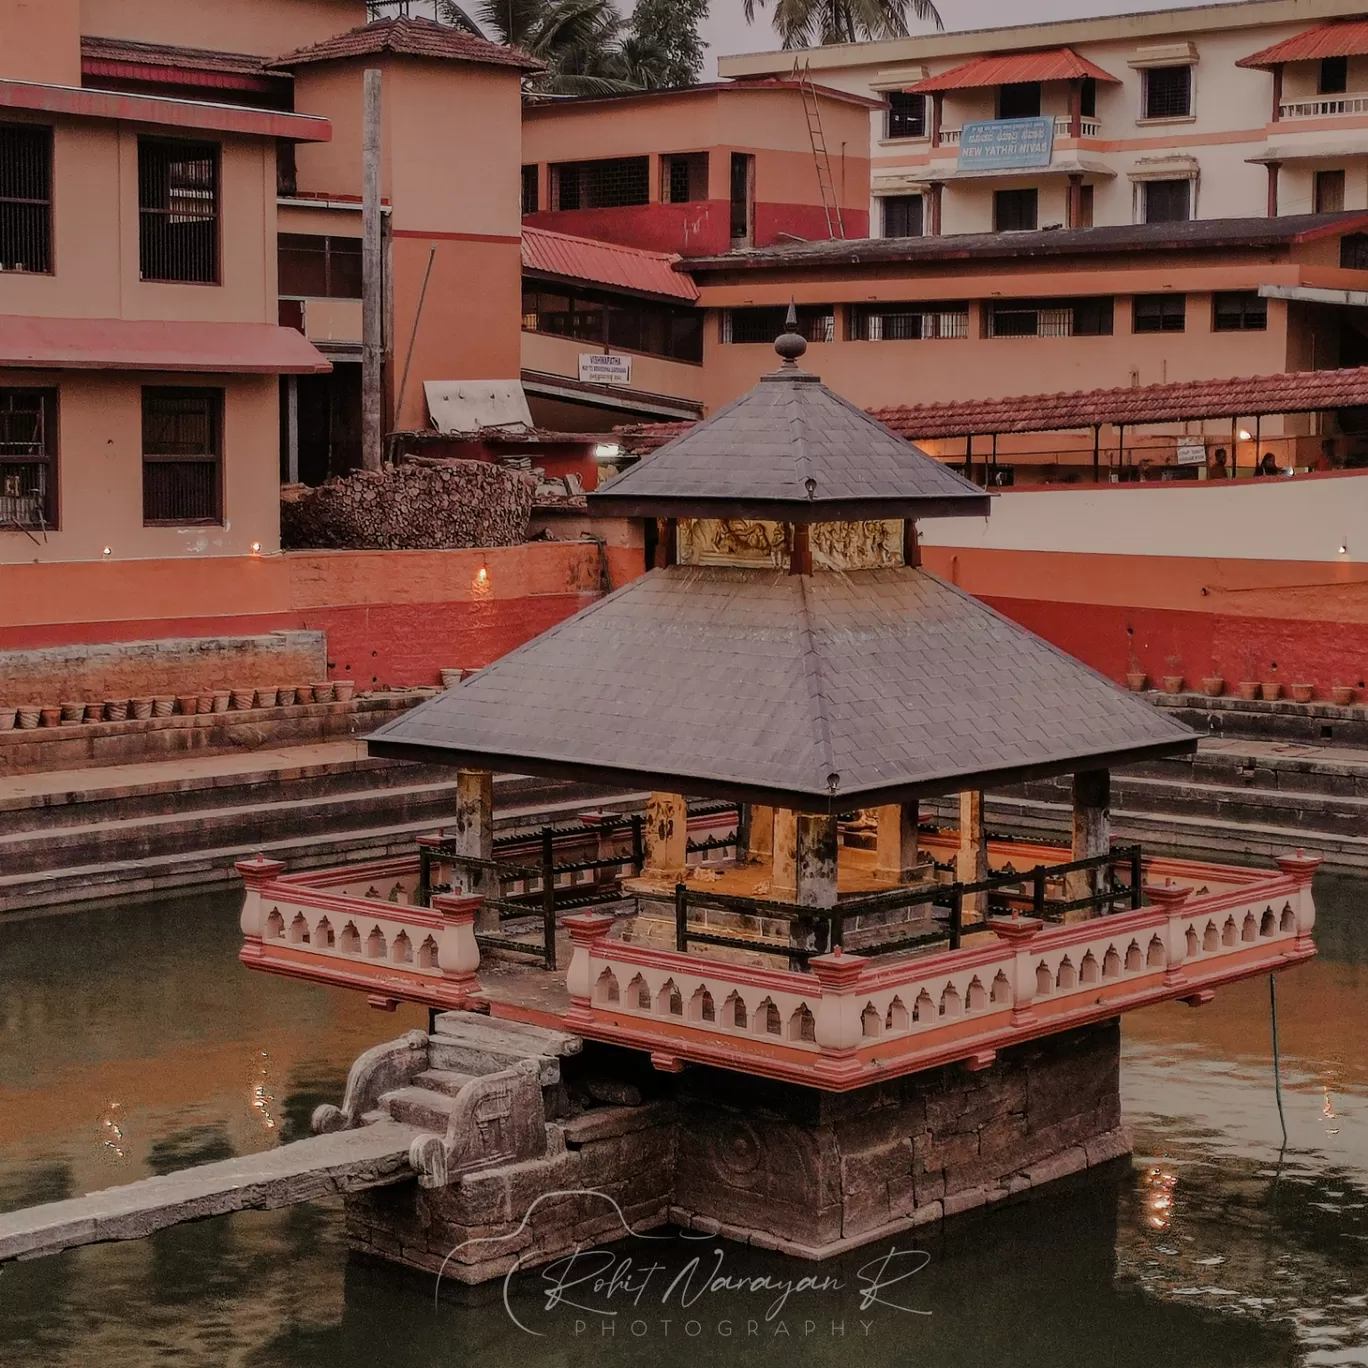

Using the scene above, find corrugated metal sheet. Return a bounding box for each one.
[908,47,1120,93]
[522,227,699,302]
[0,317,331,375]
[1238,20,1368,69]
[619,368,1368,450]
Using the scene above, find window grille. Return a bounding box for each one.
[521,164,539,214]
[1212,291,1267,332]
[662,153,708,204]
[987,298,1113,338]
[1143,178,1191,224]
[1133,294,1186,333]
[139,139,219,283]
[885,92,926,139]
[142,388,223,524]
[0,124,51,274]
[1144,66,1191,119]
[721,306,835,345]
[278,234,362,298]
[0,388,56,529]
[1342,234,1368,270]
[993,188,1038,232]
[550,157,649,211]
[882,194,923,238]
[849,302,968,341]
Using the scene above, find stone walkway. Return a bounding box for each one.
[0,1119,423,1263]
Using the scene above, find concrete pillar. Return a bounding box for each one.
[874,802,919,881]
[454,769,495,931]
[957,790,988,918]
[643,791,688,881]
[1066,769,1110,914]
[772,808,798,899]
[747,804,774,863]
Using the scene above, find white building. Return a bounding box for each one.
[718,0,1368,237]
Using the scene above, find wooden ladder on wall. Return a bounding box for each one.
[796,62,846,240]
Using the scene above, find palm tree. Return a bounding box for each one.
[742,0,943,47]
[436,0,645,96]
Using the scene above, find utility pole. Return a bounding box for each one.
[362,67,383,472]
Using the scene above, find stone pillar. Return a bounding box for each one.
[771,808,798,899]
[454,769,495,931]
[747,804,774,864]
[1066,769,1110,915]
[874,802,919,881]
[794,812,838,965]
[957,790,988,918]
[1276,850,1322,953]
[563,911,616,1020]
[644,791,688,881]
[236,855,286,942]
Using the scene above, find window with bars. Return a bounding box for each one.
[986,297,1113,338]
[278,234,362,299]
[521,164,539,215]
[0,124,51,274]
[885,92,926,139]
[520,287,702,363]
[550,157,649,211]
[721,305,835,345]
[882,194,923,238]
[1212,291,1267,332]
[1133,294,1186,333]
[849,301,968,341]
[1343,233,1368,269]
[0,388,56,530]
[1144,178,1191,223]
[662,153,708,204]
[1143,65,1192,119]
[139,139,219,284]
[142,388,223,525]
[994,187,1038,232]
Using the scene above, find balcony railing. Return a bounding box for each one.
[1279,93,1368,119]
[939,117,1101,147]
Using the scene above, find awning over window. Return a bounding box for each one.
[907,47,1120,94]
[1238,20,1368,70]
[0,317,331,374]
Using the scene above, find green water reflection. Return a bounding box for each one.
[1,878,1364,1366]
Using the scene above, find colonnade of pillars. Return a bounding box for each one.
[444,766,1111,933]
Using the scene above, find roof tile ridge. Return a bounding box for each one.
[795,573,839,799]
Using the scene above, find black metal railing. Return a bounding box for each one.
[673,845,1145,970]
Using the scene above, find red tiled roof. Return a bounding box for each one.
[1238,20,1368,69]
[619,368,1368,452]
[523,76,883,113]
[908,47,1120,94]
[0,317,331,375]
[82,36,276,78]
[270,17,542,73]
[81,36,288,96]
[522,227,699,302]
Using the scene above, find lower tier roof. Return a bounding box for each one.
[367,565,1194,810]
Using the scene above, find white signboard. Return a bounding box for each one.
[579,353,632,385]
[1176,442,1207,467]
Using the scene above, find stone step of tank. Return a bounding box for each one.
[0,786,645,915]
[379,1085,460,1131]
[427,1014,581,1087]
[411,1068,479,1097]
[433,1010,583,1057]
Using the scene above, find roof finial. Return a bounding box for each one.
[775,298,807,367]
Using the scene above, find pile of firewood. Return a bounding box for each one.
[281,458,535,550]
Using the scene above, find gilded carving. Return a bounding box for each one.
[810,520,904,571]
[678,518,790,568]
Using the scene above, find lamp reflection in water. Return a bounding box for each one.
[1142,1165,1179,1232]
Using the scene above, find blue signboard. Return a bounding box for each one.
[957,117,1054,172]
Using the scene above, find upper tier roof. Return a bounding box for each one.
[907,47,1120,93]
[588,338,990,521]
[367,565,1194,810]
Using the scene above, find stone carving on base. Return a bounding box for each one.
[312,1029,429,1134]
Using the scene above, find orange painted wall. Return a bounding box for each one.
[0,540,646,688]
[0,370,283,565]
[78,0,367,59]
[0,123,277,325]
[291,56,524,425]
[0,0,79,84]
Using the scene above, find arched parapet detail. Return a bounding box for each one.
[966,977,987,1012]
[660,978,683,1017]
[756,998,782,1036]
[316,917,336,949]
[992,970,1011,1004]
[789,1003,816,1042]
[1102,947,1121,980]
[1080,952,1099,985]
[724,991,748,1030]
[339,922,361,955]
[595,968,621,1005]
[264,908,285,940]
[861,1002,882,1038]
[885,996,909,1032]
[627,973,651,1011]
[1124,941,1142,973]
[418,934,439,969]
[366,926,388,959]
[1035,962,1053,996]
[392,930,413,964]
[689,985,715,1022]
